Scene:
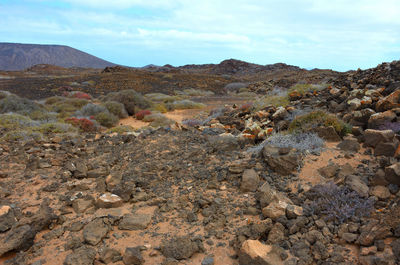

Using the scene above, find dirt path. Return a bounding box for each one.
[119,96,250,129]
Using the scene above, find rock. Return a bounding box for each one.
[272,107,287,120]
[385,163,400,185]
[208,134,239,152]
[72,196,94,214]
[314,126,341,142]
[0,205,16,232]
[239,240,284,265]
[63,246,96,265]
[368,110,396,129]
[370,168,389,186]
[96,193,124,208]
[73,161,88,179]
[201,256,215,265]
[369,185,391,200]
[318,163,339,178]
[262,201,288,220]
[364,129,395,147]
[160,236,200,260]
[375,90,400,112]
[391,238,400,260]
[285,204,303,219]
[87,167,108,178]
[360,246,377,256]
[375,141,399,157]
[358,220,392,246]
[241,169,260,192]
[100,248,122,264]
[0,225,36,256]
[346,175,369,197]
[267,223,285,244]
[118,213,152,230]
[83,218,109,245]
[262,145,301,175]
[123,247,144,265]
[257,181,292,208]
[337,136,360,152]
[341,232,358,243]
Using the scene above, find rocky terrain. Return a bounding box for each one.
[0,59,399,265]
[0,43,116,71]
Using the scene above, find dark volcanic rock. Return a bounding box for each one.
[161,236,200,260]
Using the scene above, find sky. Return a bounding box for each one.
[1,0,400,71]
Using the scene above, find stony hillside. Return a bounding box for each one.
[0,43,116,71]
[0,60,399,265]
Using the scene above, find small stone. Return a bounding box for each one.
[100,247,122,264]
[123,247,144,265]
[337,136,360,152]
[83,218,109,246]
[262,201,287,220]
[72,196,94,214]
[239,240,284,265]
[369,185,391,200]
[240,169,260,192]
[341,232,358,243]
[96,193,124,208]
[0,205,16,232]
[360,246,377,256]
[201,256,215,265]
[119,213,152,230]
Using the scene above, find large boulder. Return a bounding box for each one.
[0,225,36,256]
[262,145,301,175]
[385,163,400,185]
[239,240,284,265]
[375,90,400,112]
[364,129,395,148]
[368,110,396,129]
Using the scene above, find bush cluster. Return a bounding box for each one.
[303,182,374,224]
[289,110,352,136]
[101,89,152,115]
[102,101,128,118]
[168,100,205,110]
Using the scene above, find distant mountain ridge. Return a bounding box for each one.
[0,43,116,71]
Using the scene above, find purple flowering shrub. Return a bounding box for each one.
[378,121,400,134]
[303,182,374,224]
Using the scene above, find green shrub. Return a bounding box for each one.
[151,103,168,113]
[44,96,65,105]
[289,111,352,136]
[144,93,180,103]
[102,101,128,118]
[0,113,39,130]
[65,98,89,108]
[168,100,205,110]
[0,94,42,115]
[0,91,10,100]
[78,103,108,117]
[35,122,77,134]
[94,111,119,128]
[288,84,313,96]
[28,110,58,122]
[1,130,43,142]
[106,125,134,134]
[102,89,152,115]
[254,95,289,110]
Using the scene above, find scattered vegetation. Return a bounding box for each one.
[145,93,181,103]
[182,119,203,127]
[106,125,134,134]
[289,110,352,136]
[303,182,374,224]
[66,91,92,100]
[253,95,290,109]
[168,100,205,110]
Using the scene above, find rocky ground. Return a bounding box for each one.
[0,60,400,265]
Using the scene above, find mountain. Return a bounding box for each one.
[0,42,116,71]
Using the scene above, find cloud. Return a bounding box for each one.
[0,0,399,70]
